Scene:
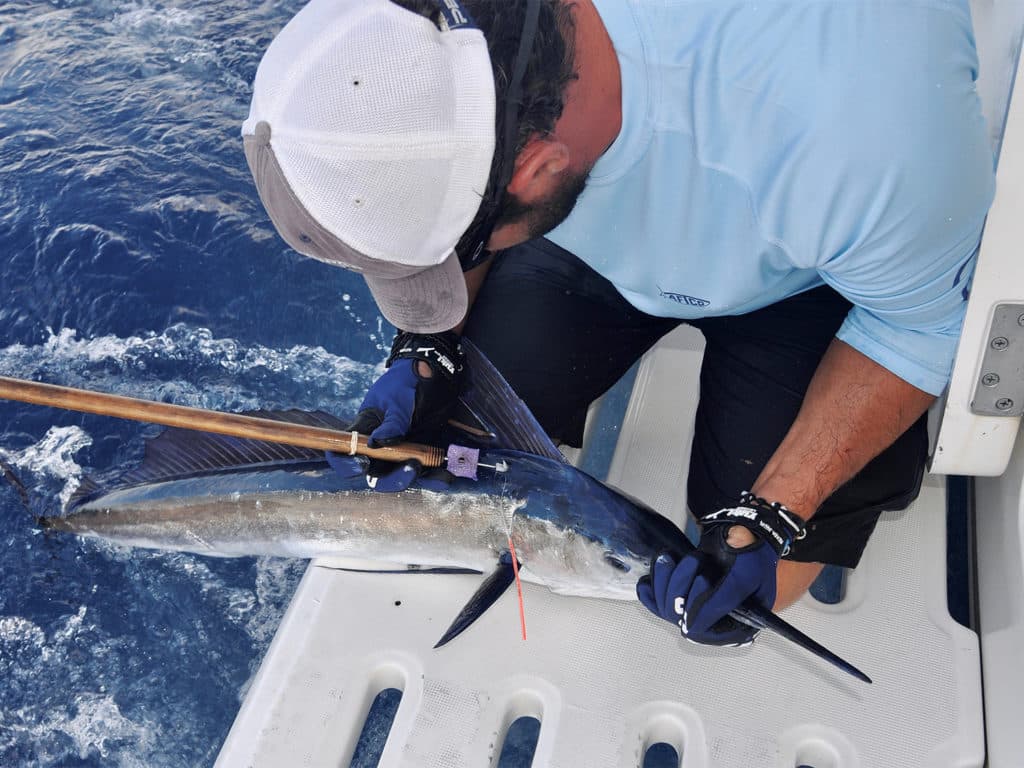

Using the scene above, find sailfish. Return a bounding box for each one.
[35,341,870,683]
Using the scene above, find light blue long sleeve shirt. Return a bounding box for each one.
[548,0,996,395]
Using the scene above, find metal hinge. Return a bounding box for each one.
[971,303,1024,417]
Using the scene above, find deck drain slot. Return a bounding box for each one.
[794,738,840,768]
[349,687,403,768]
[496,716,541,767]
[643,741,680,768]
[635,710,687,768]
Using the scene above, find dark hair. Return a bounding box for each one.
[390,0,578,259]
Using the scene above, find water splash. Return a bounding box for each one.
[0,324,376,414]
[0,426,91,508]
[0,608,159,767]
[56,693,157,765]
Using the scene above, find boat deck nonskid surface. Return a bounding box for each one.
[217,328,985,768]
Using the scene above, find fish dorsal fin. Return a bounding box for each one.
[434,553,517,648]
[118,409,343,487]
[459,339,567,464]
[66,476,101,509]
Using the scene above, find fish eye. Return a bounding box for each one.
[603,552,630,572]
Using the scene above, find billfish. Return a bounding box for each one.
[36,342,870,683]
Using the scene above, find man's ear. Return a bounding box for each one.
[506,137,571,203]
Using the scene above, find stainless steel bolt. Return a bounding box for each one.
[991,336,1009,351]
[1018,313,1024,327]
[995,398,1014,411]
[981,373,1000,387]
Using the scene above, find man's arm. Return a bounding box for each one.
[749,337,935,521]
[638,335,936,641]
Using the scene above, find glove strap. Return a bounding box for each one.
[700,492,807,557]
[386,331,465,382]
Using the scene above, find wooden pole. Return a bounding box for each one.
[0,376,446,468]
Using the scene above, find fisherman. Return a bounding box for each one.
[242,0,995,646]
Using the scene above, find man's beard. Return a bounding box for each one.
[498,168,590,242]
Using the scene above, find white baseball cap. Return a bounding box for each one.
[242,0,496,333]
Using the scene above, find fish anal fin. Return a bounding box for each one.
[434,553,517,649]
[314,561,482,576]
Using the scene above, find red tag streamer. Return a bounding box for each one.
[507,536,527,641]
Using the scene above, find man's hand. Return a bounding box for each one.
[636,493,804,646]
[350,331,464,446]
[325,452,454,493]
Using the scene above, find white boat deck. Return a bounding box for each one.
[216,328,984,768]
[217,5,1024,766]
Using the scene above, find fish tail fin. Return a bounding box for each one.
[0,455,32,512]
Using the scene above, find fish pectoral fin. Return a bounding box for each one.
[434,553,517,649]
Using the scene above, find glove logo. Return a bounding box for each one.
[702,506,757,523]
[674,596,685,616]
[730,507,758,521]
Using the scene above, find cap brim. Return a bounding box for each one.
[244,122,467,333]
[363,249,467,334]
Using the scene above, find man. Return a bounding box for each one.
[242,0,995,646]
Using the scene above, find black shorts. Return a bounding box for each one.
[462,238,927,569]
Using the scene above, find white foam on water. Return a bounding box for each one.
[0,607,160,767]
[138,192,243,217]
[0,555,303,764]
[233,558,308,703]
[110,2,200,34]
[58,693,156,765]
[0,615,47,652]
[157,553,260,623]
[8,691,158,767]
[0,426,92,508]
[0,324,373,413]
[248,558,306,643]
[100,0,255,102]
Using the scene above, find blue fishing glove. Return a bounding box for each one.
[637,492,805,646]
[350,331,465,447]
[325,451,417,492]
[325,451,455,493]
[324,453,367,479]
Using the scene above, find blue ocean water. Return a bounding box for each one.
[0,1,391,764]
